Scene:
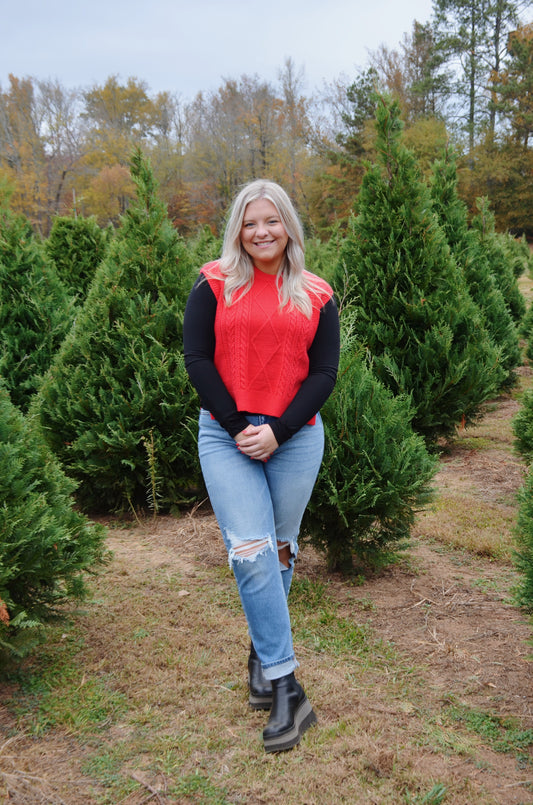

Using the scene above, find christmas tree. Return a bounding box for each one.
[45,214,112,298]
[429,149,521,390]
[303,318,436,572]
[0,387,107,658]
[334,96,504,444]
[0,211,74,411]
[36,149,201,512]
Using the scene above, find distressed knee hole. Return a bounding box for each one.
[233,537,270,559]
[225,532,275,567]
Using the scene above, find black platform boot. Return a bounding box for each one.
[248,643,273,710]
[262,672,317,753]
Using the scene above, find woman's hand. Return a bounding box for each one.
[235,424,279,461]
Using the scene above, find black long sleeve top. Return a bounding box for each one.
[183,275,340,446]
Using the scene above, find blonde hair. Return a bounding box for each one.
[214,179,322,318]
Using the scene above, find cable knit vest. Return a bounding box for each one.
[201,262,333,418]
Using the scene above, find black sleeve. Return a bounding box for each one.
[183,277,340,445]
[269,296,340,446]
[183,276,250,437]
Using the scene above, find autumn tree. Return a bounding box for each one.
[0,76,48,230]
[185,75,284,221]
[277,58,314,209]
[0,76,85,232]
[79,76,181,224]
[37,78,84,218]
[368,23,452,178]
[82,76,156,164]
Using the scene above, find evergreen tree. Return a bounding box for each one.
[513,387,533,463]
[185,224,222,269]
[35,149,201,513]
[334,96,505,444]
[45,215,113,298]
[470,198,527,324]
[432,0,526,147]
[302,322,436,572]
[0,387,107,658]
[0,210,75,411]
[514,463,533,611]
[520,304,533,362]
[429,149,521,389]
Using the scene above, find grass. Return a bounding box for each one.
[445,703,533,759]
[416,493,518,560]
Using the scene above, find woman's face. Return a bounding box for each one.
[240,199,289,275]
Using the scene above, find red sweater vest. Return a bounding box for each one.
[202,262,333,418]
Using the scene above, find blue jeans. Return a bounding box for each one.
[198,409,324,680]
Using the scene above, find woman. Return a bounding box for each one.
[183,180,340,753]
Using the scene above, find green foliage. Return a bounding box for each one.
[0,210,75,412]
[302,315,437,572]
[446,702,533,755]
[470,199,526,324]
[430,150,521,389]
[185,225,222,268]
[514,464,533,611]
[35,149,202,513]
[514,382,533,611]
[333,96,505,444]
[513,388,533,463]
[45,215,113,298]
[304,229,343,288]
[520,302,533,339]
[0,387,107,658]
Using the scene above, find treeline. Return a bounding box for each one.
[1,0,533,238]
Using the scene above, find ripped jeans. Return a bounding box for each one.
[198,409,324,680]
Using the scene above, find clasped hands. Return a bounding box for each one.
[235,423,279,462]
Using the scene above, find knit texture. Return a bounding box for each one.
[202,262,333,418]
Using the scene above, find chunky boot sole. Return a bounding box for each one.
[248,644,272,710]
[249,690,273,710]
[263,695,317,753]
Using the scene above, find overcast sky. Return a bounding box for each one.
[2,0,435,99]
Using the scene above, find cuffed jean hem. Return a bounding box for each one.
[262,657,300,681]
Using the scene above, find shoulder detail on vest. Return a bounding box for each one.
[200,260,224,280]
[303,270,334,305]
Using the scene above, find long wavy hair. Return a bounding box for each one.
[212,180,323,318]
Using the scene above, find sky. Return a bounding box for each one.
[2,0,435,99]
